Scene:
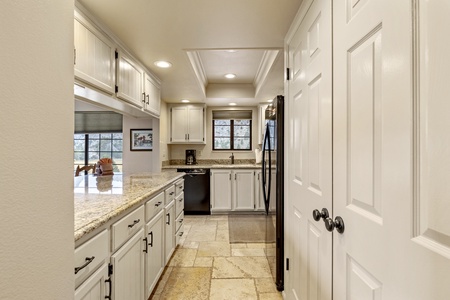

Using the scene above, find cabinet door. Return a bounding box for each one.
[74,11,115,94]
[254,170,265,211]
[116,50,144,108]
[145,211,164,298]
[75,263,109,300]
[232,170,255,211]
[210,169,232,212]
[170,107,188,142]
[258,104,269,144]
[164,200,176,264]
[187,106,204,142]
[111,228,145,300]
[144,73,161,117]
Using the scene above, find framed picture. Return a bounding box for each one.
[130,129,153,151]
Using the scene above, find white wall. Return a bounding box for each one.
[0,1,74,299]
[169,105,260,161]
[122,116,161,174]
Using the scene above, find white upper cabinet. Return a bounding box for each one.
[170,105,205,144]
[116,50,144,108]
[74,11,115,94]
[258,104,268,145]
[143,73,161,117]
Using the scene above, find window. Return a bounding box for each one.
[213,117,252,151]
[74,133,123,174]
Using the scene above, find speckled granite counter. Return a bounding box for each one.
[74,170,184,241]
[162,164,263,169]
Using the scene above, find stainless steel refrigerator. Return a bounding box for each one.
[262,95,284,291]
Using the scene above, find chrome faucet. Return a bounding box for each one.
[229,152,234,164]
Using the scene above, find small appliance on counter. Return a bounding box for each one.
[185,149,197,165]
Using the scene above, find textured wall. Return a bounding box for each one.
[0,1,75,299]
[122,116,160,174]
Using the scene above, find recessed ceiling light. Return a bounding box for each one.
[181,99,190,103]
[154,61,172,68]
[267,99,273,102]
[229,103,237,106]
[226,50,237,53]
[224,73,236,79]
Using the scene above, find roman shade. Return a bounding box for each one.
[74,111,123,133]
[212,110,252,120]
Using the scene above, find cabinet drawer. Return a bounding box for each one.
[175,193,184,218]
[111,206,145,252]
[175,211,184,233]
[175,223,185,246]
[175,179,184,197]
[75,229,108,288]
[164,185,175,205]
[145,191,164,222]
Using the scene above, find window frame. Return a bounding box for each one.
[74,133,123,174]
[212,119,252,151]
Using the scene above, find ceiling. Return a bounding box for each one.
[77,0,303,106]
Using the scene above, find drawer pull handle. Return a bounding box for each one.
[155,201,162,207]
[169,192,174,195]
[105,277,112,299]
[166,213,171,225]
[179,198,183,202]
[179,232,184,237]
[179,218,184,223]
[128,219,140,228]
[74,256,95,274]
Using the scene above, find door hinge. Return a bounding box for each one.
[170,137,172,142]
[286,68,290,81]
[254,204,256,209]
[108,263,113,276]
[115,50,118,59]
[115,85,118,93]
[286,258,289,271]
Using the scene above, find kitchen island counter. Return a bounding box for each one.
[74,170,184,242]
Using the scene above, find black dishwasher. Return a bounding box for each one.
[177,168,210,215]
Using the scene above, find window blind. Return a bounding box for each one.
[74,111,123,133]
[212,110,252,120]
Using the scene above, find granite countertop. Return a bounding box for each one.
[163,164,262,169]
[74,170,184,241]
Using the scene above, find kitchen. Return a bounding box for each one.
[2,0,450,300]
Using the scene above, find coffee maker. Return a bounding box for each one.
[185,149,197,165]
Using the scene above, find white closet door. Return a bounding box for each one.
[333,0,450,298]
[284,0,333,298]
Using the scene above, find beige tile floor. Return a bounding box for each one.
[149,215,283,300]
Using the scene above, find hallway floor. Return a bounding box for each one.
[149,215,283,300]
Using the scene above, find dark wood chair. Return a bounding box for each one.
[75,164,96,176]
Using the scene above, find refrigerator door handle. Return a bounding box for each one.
[262,124,272,215]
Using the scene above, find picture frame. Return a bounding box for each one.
[130,129,153,151]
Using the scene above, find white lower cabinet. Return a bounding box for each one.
[211,169,256,212]
[144,210,164,298]
[233,169,255,211]
[164,200,176,264]
[74,179,185,300]
[210,169,233,212]
[110,228,145,300]
[75,263,109,300]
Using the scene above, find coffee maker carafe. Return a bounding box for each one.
[185,149,196,165]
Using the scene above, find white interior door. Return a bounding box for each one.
[284,0,332,298]
[333,0,450,298]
